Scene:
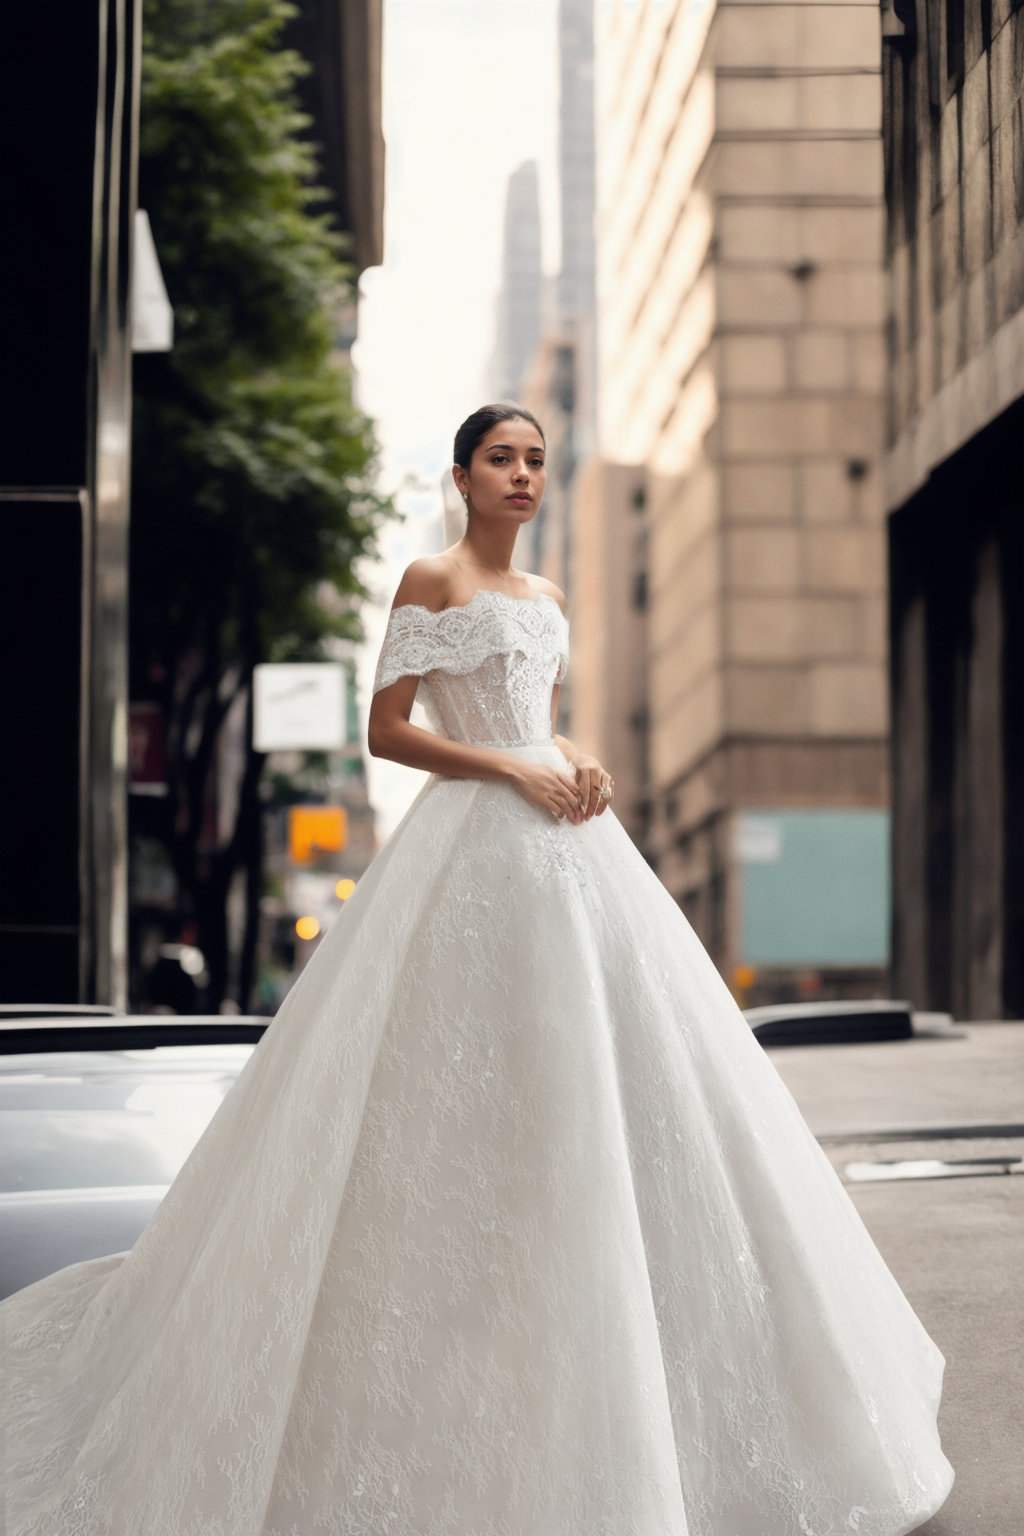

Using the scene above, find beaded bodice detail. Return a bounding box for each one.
[373,590,569,748]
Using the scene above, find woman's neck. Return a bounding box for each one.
[457,524,519,578]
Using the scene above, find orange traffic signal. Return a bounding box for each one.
[288,806,347,864]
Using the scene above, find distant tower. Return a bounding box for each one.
[492,160,542,401]
[558,0,596,446]
[511,0,598,665]
[558,0,595,324]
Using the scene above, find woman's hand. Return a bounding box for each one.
[507,760,585,824]
[569,754,614,819]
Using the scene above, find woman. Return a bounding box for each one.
[2,404,952,1535]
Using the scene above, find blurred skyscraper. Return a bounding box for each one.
[574,0,890,1002]
[505,0,599,738]
[492,161,543,402]
[557,0,597,448]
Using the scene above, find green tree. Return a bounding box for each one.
[131,0,388,1009]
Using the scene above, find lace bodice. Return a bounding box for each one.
[373,589,569,748]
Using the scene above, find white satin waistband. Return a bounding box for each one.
[488,737,563,761]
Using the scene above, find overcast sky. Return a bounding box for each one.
[352,0,560,838]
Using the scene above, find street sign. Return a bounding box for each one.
[132,210,174,353]
[253,663,345,752]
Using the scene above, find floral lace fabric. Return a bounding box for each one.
[372,590,570,747]
[1,594,952,1535]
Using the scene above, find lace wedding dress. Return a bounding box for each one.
[2,591,952,1536]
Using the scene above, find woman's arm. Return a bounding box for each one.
[368,666,585,825]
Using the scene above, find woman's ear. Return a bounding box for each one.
[451,463,468,498]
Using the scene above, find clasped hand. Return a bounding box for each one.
[509,754,613,825]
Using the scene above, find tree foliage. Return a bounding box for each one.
[131,0,388,1008]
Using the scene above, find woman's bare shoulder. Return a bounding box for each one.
[391,557,458,614]
[523,574,567,615]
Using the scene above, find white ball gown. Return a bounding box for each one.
[2,590,952,1536]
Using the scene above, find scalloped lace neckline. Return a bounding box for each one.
[392,589,563,620]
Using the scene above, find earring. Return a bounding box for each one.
[461,492,468,503]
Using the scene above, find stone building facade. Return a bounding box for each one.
[576,0,892,999]
[884,0,1024,1017]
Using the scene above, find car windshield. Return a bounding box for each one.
[0,1045,254,1192]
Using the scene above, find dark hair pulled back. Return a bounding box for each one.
[453,403,545,469]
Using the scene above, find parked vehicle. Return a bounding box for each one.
[0,1009,269,1299]
[743,999,914,1047]
[1,999,939,1300]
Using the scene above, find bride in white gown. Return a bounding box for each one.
[1,404,952,1536]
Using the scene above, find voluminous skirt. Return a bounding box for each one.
[2,741,952,1536]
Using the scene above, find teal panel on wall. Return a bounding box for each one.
[738,809,890,966]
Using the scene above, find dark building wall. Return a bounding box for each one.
[883,0,1024,1017]
[0,0,139,1005]
[890,399,1024,1019]
[282,0,385,272]
[0,5,97,485]
[0,500,86,999]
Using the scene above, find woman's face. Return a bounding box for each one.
[453,418,546,528]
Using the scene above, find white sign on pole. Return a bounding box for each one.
[253,663,346,752]
[734,815,783,865]
[132,210,174,353]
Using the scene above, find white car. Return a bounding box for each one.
[0,1009,269,1299]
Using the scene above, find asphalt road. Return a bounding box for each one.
[767,1023,1024,1536]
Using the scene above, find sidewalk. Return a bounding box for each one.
[767,1023,1024,1536]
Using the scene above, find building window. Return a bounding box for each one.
[945,0,964,87]
[926,0,962,104]
[632,523,649,611]
[883,0,918,248]
[554,346,575,414]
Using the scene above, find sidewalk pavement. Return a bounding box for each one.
[767,1023,1024,1536]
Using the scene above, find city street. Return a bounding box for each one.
[768,1025,1024,1536]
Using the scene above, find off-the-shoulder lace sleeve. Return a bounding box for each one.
[373,605,460,693]
[372,597,568,694]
